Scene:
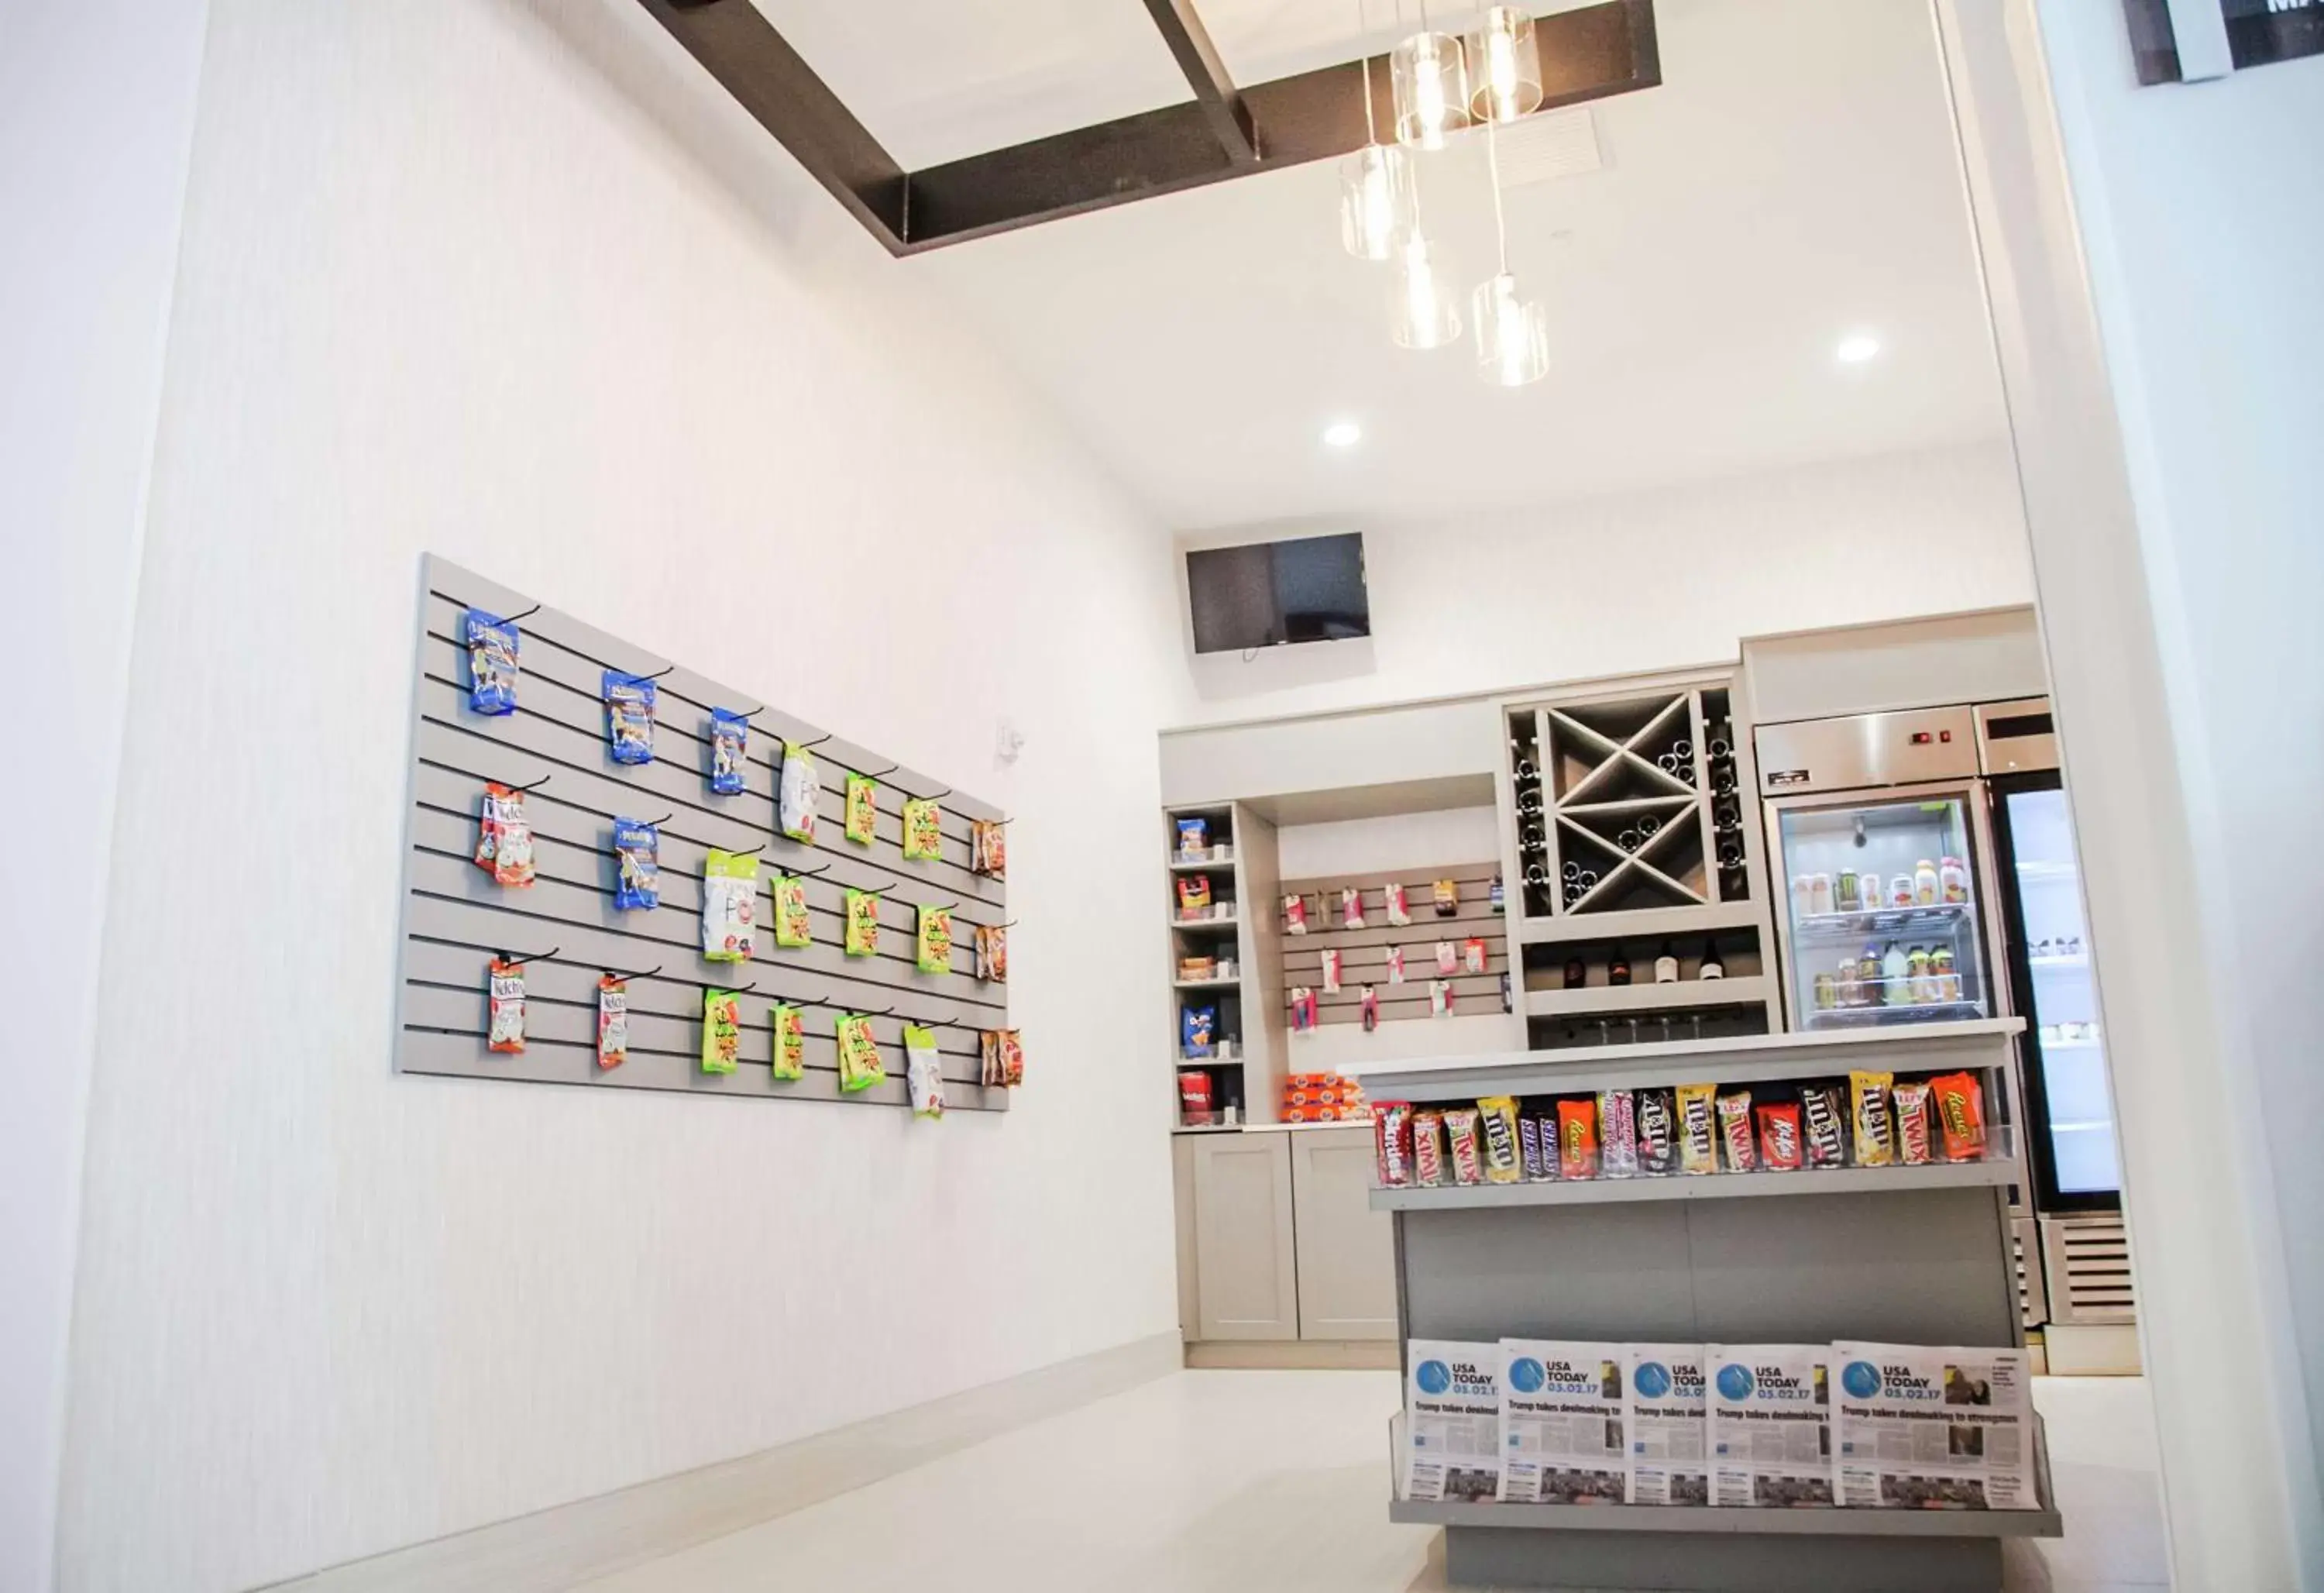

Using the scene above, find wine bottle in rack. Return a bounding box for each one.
[1700,938,1725,979]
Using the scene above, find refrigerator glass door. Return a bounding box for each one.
[1773,792,1992,1029]
[1996,781,2121,1206]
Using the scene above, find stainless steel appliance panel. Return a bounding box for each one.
[1977,698,2061,775]
[1755,706,1981,796]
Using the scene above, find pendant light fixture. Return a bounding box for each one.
[1390,173,1462,349]
[1466,5,1543,124]
[1471,119,1549,384]
[1390,0,1470,150]
[1338,0,1415,260]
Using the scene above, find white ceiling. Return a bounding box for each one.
[761,0,2012,531]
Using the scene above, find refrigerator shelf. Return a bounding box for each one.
[1793,902,1975,938]
[1803,999,1988,1029]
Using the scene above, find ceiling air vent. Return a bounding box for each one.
[1494,107,1606,188]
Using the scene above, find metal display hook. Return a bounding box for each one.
[860,762,899,780]
[513,773,553,793]
[601,964,662,982]
[500,604,541,625]
[702,979,760,996]
[497,946,559,967]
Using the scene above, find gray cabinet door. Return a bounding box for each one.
[1290,1126,1399,1340]
[1191,1133,1298,1340]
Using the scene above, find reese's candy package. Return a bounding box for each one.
[709,708,749,796]
[772,873,812,948]
[487,958,526,1053]
[1635,1089,1678,1176]
[970,818,1006,879]
[1518,1112,1548,1181]
[596,975,628,1069]
[770,1003,806,1081]
[1717,1091,1758,1172]
[1557,1099,1600,1180]
[1444,1108,1485,1185]
[1850,1069,1896,1168]
[1757,1102,1803,1170]
[1479,1096,1523,1185]
[1889,1081,1934,1165]
[844,772,878,845]
[1676,1083,1718,1175]
[603,670,656,766]
[1930,1072,1989,1161]
[1599,1089,1638,1178]
[1411,1110,1446,1187]
[902,797,943,862]
[612,817,659,910]
[916,905,953,975]
[701,987,743,1075]
[463,607,519,715]
[779,740,818,842]
[835,1012,885,1092]
[1373,1101,1415,1187]
[1801,1084,1848,1168]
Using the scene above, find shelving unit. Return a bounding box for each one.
[1166,803,1286,1127]
[1497,673,1783,1054]
[1349,1020,2055,1593]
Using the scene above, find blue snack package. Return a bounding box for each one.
[1181,1004,1218,1059]
[709,708,748,796]
[603,670,656,765]
[613,818,660,910]
[1174,816,1209,857]
[464,608,519,715]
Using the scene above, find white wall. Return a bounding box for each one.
[0,4,209,1586]
[51,3,1184,1589]
[1176,439,2036,721]
[2031,7,2324,1581]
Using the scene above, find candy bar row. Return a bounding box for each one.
[1370,1069,1992,1188]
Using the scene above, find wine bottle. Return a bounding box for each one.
[1699,938,1724,980]
[1653,940,1679,983]
[1609,951,1632,987]
[1564,957,1587,989]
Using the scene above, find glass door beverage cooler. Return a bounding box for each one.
[1756,707,2002,1031]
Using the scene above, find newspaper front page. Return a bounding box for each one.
[1833,1342,2037,1509]
[1708,1344,1834,1506]
[1624,1344,1708,1505]
[1497,1340,1628,1504]
[1403,1340,1501,1502]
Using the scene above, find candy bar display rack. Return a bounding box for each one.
[1356,1019,2059,1593]
[1497,673,1783,1053]
[393,556,1012,1111]
[1167,802,1287,1128]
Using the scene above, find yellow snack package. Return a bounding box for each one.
[1849,1069,1896,1168]
[836,1012,885,1092]
[902,797,944,862]
[1676,1083,1719,1175]
[701,988,743,1075]
[770,1003,806,1082]
[844,889,882,957]
[1478,1096,1524,1184]
[844,773,878,846]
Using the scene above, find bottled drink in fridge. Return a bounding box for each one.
[1882,941,1908,1003]
[1862,944,1883,1006]
[1654,941,1679,983]
[1906,946,1931,1003]
[1940,856,1969,905]
[1914,859,1940,907]
[1837,869,1859,913]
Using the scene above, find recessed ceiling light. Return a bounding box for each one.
[1836,333,1882,364]
[1322,420,1363,449]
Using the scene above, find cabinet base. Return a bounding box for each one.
[1444,1525,2003,1592]
[1183,1339,1397,1370]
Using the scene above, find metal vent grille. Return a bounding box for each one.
[2043,1216,2137,1325]
[2013,1218,2045,1329]
[1494,107,1605,188]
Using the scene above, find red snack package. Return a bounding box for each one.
[1412,1110,1447,1187]
[1179,1069,1213,1124]
[1556,1099,1600,1180]
[1372,1100,1413,1185]
[1445,1109,1485,1185]
[1892,1082,1935,1165]
[1756,1103,1803,1171]
[1929,1072,1988,1161]
[1717,1091,1757,1172]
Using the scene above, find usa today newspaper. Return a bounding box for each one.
[1833,1342,2037,1509]
[1403,1340,1501,1502]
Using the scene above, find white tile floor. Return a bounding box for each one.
[578,1371,2168,1593]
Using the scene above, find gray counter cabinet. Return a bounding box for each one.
[1176,1126,1395,1344]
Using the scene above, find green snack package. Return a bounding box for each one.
[770,1003,806,1082]
[844,889,881,958]
[844,774,878,846]
[916,905,954,975]
[904,1023,945,1120]
[835,1012,885,1092]
[772,874,813,948]
[702,988,743,1075]
[902,797,943,862]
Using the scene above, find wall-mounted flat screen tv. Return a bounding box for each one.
[1185,533,1369,655]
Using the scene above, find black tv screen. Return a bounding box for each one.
[1186,533,1370,655]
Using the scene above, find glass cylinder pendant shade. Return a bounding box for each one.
[1473,272,1549,385]
[1467,7,1543,123]
[1391,233,1463,349]
[1391,31,1470,149]
[1339,143,1415,260]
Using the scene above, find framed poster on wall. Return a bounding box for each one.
[2124,0,2324,83]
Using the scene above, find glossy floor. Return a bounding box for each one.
[578,1368,2164,1592]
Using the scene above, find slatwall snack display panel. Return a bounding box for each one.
[394,556,1012,1111]
[1276,863,1509,1027]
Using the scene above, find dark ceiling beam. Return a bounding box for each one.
[1140,0,1259,165]
[902,0,1658,253]
[636,0,909,255]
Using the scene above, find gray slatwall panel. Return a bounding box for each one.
[1275,861,1509,1031]
[395,556,1010,1113]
